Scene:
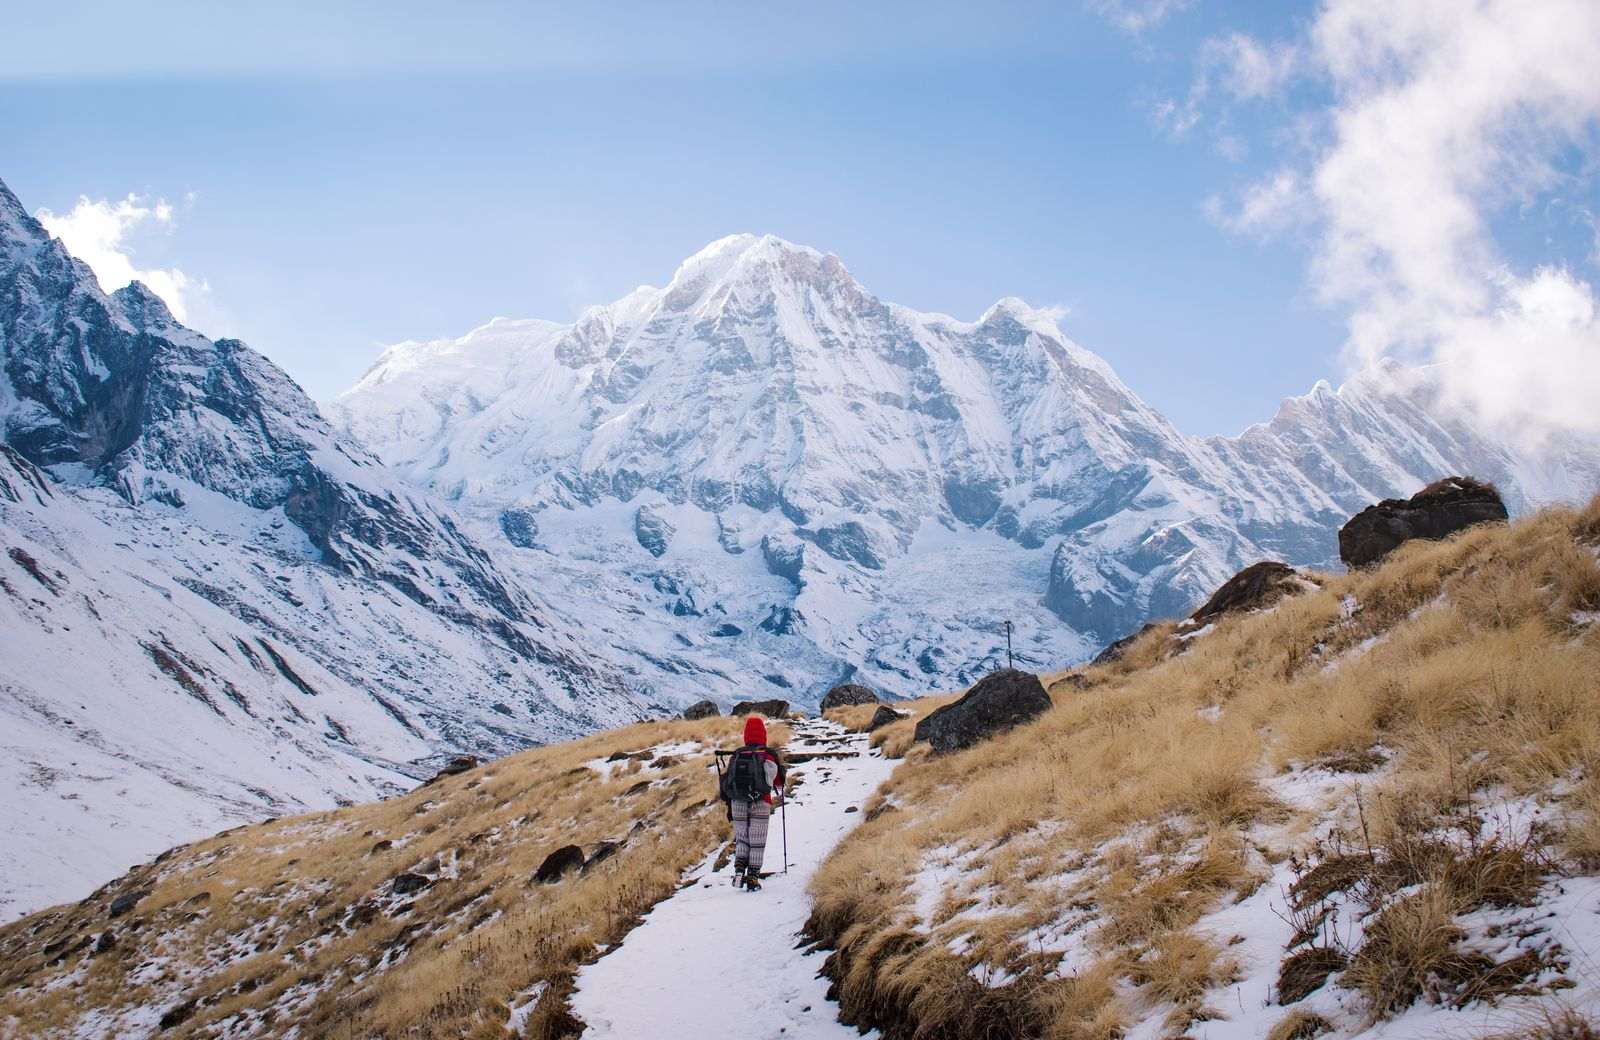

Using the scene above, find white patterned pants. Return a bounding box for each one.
[731,799,772,872]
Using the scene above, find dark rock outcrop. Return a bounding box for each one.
[391,872,432,896]
[731,698,789,718]
[584,841,622,870]
[1188,561,1310,624]
[498,508,540,548]
[820,683,878,713]
[867,705,909,731]
[682,699,719,720]
[424,755,479,785]
[913,669,1051,754]
[634,505,674,558]
[533,845,586,884]
[760,533,805,587]
[1090,623,1158,666]
[1338,476,1508,568]
[108,890,149,918]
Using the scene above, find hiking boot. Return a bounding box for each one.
[743,868,762,891]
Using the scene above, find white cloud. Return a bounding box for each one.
[1154,32,1299,140]
[1201,32,1298,101]
[1300,0,1600,443]
[35,194,203,322]
[1205,168,1308,236]
[1089,0,1193,35]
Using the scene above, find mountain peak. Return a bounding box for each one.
[665,233,853,302]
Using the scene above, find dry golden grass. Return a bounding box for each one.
[809,497,1600,1037]
[0,713,790,1039]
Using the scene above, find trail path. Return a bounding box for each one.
[570,718,892,1039]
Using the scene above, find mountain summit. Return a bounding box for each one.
[329,234,1600,702]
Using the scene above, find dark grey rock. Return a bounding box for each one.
[867,705,909,731]
[682,699,719,720]
[584,841,622,870]
[533,845,586,884]
[1090,623,1159,666]
[731,698,789,718]
[424,755,479,785]
[391,872,432,896]
[634,505,674,558]
[807,521,885,570]
[761,533,806,586]
[498,508,540,548]
[711,623,743,638]
[1189,561,1309,624]
[1339,476,1508,568]
[108,890,149,918]
[820,683,878,713]
[913,669,1051,754]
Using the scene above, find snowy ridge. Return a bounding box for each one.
[330,233,1600,703]
[0,177,652,919]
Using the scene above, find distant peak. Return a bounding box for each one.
[979,296,1067,334]
[113,281,177,326]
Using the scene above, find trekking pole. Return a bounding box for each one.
[781,794,789,874]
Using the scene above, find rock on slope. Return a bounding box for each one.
[330,234,1600,699]
[0,177,649,919]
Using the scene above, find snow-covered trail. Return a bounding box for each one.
[571,718,893,1039]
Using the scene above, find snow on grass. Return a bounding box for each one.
[506,981,549,1035]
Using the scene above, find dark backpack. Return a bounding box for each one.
[719,747,771,803]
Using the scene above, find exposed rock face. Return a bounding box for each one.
[681,699,719,720]
[1090,623,1159,666]
[913,669,1051,754]
[867,705,909,731]
[731,699,789,718]
[498,508,539,548]
[634,505,674,558]
[1338,477,1509,568]
[819,683,878,712]
[1188,561,1310,624]
[533,845,586,884]
[760,533,805,587]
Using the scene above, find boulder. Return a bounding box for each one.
[731,698,789,718]
[391,872,432,897]
[1090,623,1158,666]
[585,841,622,870]
[1339,476,1508,569]
[108,889,149,918]
[867,705,909,731]
[533,845,586,884]
[682,699,719,720]
[913,669,1051,754]
[1188,561,1309,624]
[425,755,479,785]
[1049,673,1091,694]
[820,683,878,713]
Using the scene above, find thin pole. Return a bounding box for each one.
[1004,620,1014,670]
[781,796,789,874]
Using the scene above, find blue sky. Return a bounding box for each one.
[4,2,1597,439]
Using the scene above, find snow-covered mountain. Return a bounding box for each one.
[329,233,1600,703]
[0,177,651,918]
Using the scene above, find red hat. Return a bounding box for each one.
[743,715,767,746]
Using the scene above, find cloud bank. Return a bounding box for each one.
[35,194,203,323]
[1211,0,1600,445]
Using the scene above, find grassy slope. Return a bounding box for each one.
[810,498,1600,1039]
[0,716,788,1039]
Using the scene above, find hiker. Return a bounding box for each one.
[718,714,786,890]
